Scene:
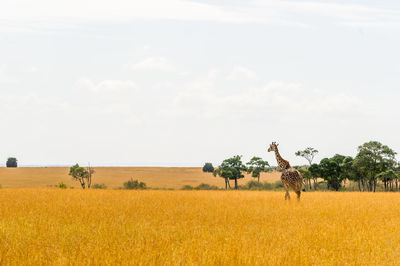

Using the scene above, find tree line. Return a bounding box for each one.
[208,141,399,192]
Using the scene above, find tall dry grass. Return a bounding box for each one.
[0,189,399,265]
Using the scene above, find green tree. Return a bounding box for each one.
[319,157,343,191]
[246,157,270,183]
[295,147,318,189]
[377,170,397,191]
[339,156,354,189]
[202,163,214,173]
[6,157,17,168]
[213,155,247,190]
[69,164,94,189]
[355,141,396,192]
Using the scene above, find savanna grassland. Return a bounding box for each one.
[0,167,281,189]
[0,189,399,265]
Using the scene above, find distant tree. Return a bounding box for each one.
[202,163,214,173]
[319,157,343,191]
[377,170,397,191]
[338,156,354,189]
[295,147,319,165]
[295,147,318,189]
[308,163,321,190]
[6,157,17,168]
[246,157,270,183]
[354,141,396,192]
[213,155,247,190]
[69,164,94,189]
[297,168,312,190]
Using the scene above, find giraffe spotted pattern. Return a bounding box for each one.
[268,142,303,200]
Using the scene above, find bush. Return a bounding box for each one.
[123,179,147,190]
[195,183,219,190]
[58,182,67,189]
[239,180,283,190]
[202,163,214,173]
[182,184,219,190]
[6,157,17,168]
[92,183,107,189]
[0,184,2,189]
[273,180,283,189]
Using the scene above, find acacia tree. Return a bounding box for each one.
[69,164,95,189]
[295,147,319,165]
[295,147,318,189]
[213,155,247,190]
[246,157,270,183]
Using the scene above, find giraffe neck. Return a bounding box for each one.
[274,149,290,170]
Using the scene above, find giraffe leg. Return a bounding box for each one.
[285,190,290,200]
[295,190,301,200]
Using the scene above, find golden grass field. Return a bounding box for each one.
[0,167,281,189]
[0,189,399,265]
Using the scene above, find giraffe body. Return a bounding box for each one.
[268,142,303,200]
[281,168,303,200]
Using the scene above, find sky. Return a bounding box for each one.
[1,0,400,167]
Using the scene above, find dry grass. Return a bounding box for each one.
[0,167,281,189]
[0,189,399,265]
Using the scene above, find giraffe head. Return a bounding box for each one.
[268,142,279,152]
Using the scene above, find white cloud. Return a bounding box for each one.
[76,78,137,92]
[227,65,258,81]
[130,57,174,71]
[166,67,367,121]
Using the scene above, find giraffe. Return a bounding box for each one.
[268,142,303,200]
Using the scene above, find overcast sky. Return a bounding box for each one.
[1,0,400,166]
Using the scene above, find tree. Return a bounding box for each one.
[355,141,396,192]
[6,157,17,168]
[295,147,318,165]
[377,170,397,191]
[338,156,354,189]
[297,168,312,190]
[319,157,343,191]
[213,155,247,190]
[246,157,270,183]
[295,147,318,189]
[202,163,214,173]
[69,164,94,189]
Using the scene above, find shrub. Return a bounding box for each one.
[92,183,107,189]
[202,163,214,173]
[182,184,219,190]
[273,180,283,189]
[195,183,219,190]
[0,184,2,189]
[58,182,67,189]
[240,181,275,190]
[123,179,147,190]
